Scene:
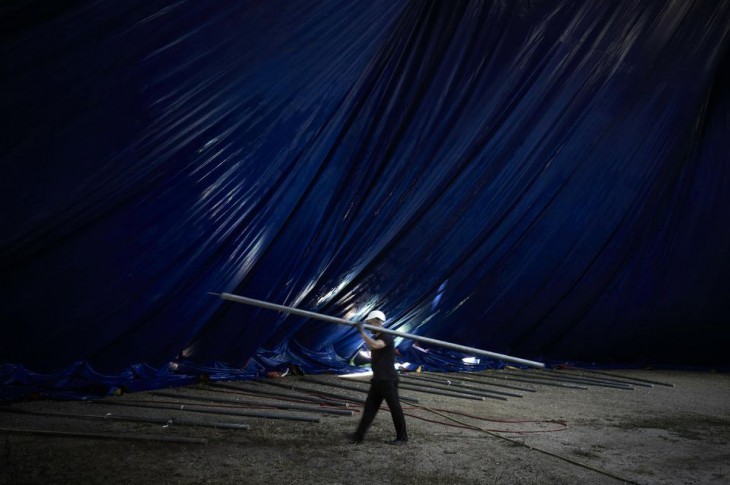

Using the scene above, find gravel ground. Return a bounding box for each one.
[1,368,729,484]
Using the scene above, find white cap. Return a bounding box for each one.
[366,310,386,323]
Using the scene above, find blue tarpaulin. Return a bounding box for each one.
[1,0,729,399]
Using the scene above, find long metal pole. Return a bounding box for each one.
[572,368,673,387]
[95,399,321,423]
[0,427,208,444]
[206,382,351,407]
[216,292,545,369]
[458,371,588,390]
[398,374,511,400]
[504,369,634,390]
[397,383,487,401]
[401,373,523,398]
[256,378,367,404]
[0,406,251,430]
[150,391,353,416]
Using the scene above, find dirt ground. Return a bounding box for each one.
[1,368,729,485]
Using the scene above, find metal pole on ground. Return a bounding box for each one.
[444,373,537,392]
[207,382,350,407]
[303,375,492,401]
[256,379,367,404]
[540,369,650,387]
[0,406,250,430]
[94,399,321,423]
[215,292,545,369]
[402,374,523,398]
[151,391,353,416]
[505,369,634,390]
[399,375,511,400]
[572,368,674,387]
[397,383,488,401]
[458,371,588,390]
[0,427,207,444]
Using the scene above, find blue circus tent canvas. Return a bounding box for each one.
[1,0,728,399]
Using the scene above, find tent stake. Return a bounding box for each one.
[215,292,545,368]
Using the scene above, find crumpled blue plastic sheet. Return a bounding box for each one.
[0,362,196,401]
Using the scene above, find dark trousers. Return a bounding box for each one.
[354,379,408,441]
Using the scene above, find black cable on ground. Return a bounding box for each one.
[410,402,641,485]
[398,404,567,434]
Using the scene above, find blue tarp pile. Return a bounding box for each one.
[1,0,728,400]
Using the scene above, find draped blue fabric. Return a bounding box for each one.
[1,0,728,398]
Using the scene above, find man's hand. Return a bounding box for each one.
[356,322,364,333]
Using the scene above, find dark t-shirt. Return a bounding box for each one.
[370,332,399,381]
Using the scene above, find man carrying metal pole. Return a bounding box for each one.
[216,292,545,369]
[349,310,408,446]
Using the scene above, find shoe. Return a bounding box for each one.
[346,432,363,444]
[385,439,408,446]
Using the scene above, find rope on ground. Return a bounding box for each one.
[403,411,568,433]
[410,402,641,485]
[407,405,567,430]
[401,406,568,434]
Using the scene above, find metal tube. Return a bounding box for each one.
[397,383,487,401]
[399,375,509,400]
[207,382,350,407]
[217,292,545,369]
[151,391,353,416]
[458,371,588,390]
[449,373,537,392]
[257,379,367,404]
[401,374,523,398]
[506,370,634,390]
[0,427,207,444]
[540,369,649,387]
[0,406,250,431]
[575,369,673,387]
[95,399,321,423]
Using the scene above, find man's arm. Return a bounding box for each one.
[358,323,385,350]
